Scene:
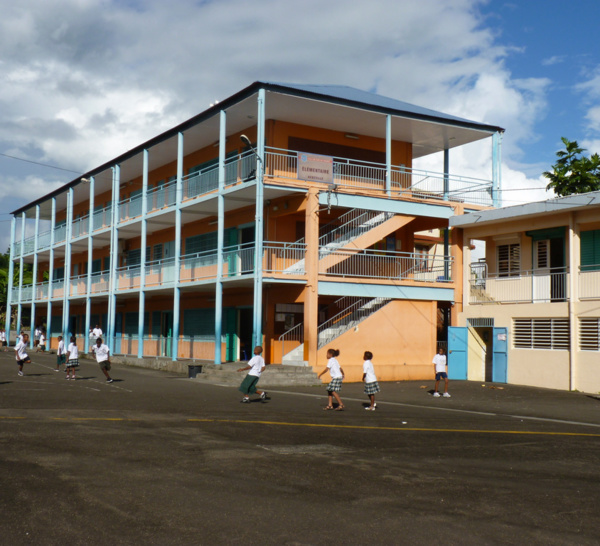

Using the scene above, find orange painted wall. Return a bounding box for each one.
[313,299,437,383]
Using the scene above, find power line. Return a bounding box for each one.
[0,152,82,176]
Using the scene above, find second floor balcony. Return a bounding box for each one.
[11,244,454,303]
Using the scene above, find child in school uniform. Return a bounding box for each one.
[237,346,267,402]
[56,336,66,371]
[36,333,46,352]
[65,336,79,380]
[15,333,31,376]
[318,348,345,410]
[362,351,380,411]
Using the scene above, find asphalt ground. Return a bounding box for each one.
[1,349,600,546]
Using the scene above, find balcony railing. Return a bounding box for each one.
[319,248,452,282]
[469,264,569,304]
[264,147,493,206]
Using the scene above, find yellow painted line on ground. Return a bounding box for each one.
[188,418,600,438]
[50,417,140,421]
[0,416,26,420]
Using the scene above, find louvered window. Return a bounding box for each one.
[513,318,569,350]
[497,243,520,277]
[579,318,600,351]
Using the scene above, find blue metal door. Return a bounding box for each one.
[448,326,468,380]
[492,327,508,383]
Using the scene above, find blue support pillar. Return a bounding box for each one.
[46,198,56,345]
[30,205,40,348]
[138,150,149,359]
[492,131,502,207]
[63,188,74,340]
[443,149,450,280]
[214,110,226,364]
[108,166,120,349]
[16,212,26,338]
[172,133,183,361]
[5,216,16,346]
[252,88,265,349]
[385,114,392,196]
[84,177,95,354]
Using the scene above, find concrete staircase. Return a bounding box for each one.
[192,362,321,387]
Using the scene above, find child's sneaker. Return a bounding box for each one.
[443,392,451,398]
[241,397,250,403]
[18,371,24,377]
[260,392,267,400]
[433,392,441,397]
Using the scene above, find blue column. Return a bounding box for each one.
[137,150,149,359]
[252,88,265,348]
[443,149,450,280]
[108,166,120,349]
[172,133,183,361]
[46,198,56,345]
[16,212,26,338]
[385,114,392,196]
[84,177,95,353]
[5,216,16,346]
[492,131,502,207]
[214,110,226,364]
[63,188,74,339]
[30,205,40,348]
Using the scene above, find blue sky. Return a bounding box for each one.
[1,0,599,251]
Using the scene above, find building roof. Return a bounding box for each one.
[450,190,600,228]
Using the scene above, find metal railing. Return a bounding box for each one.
[119,196,143,222]
[469,264,569,304]
[319,248,453,281]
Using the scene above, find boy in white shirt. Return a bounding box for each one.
[433,347,451,398]
[36,333,46,352]
[15,333,31,376]
[92,337,113,383]
[56,336,66,371]
[237,346,267,403]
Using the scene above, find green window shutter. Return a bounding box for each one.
[183,309,215,339]
[581,230,600,271]
[151,311,162,336]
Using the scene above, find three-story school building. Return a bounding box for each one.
[5,82,504,381]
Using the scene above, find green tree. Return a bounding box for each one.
[543,137,600,197]
[0,254,33,329]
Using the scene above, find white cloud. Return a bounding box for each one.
[0,0,574,249]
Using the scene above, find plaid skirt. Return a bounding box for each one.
[326,377,343,392]
[66,358,79,369]
[364,381,381,395]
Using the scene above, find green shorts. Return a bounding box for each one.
[238,374,260,395]
[98,360,111,371]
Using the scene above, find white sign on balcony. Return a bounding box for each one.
[297,153,333,183]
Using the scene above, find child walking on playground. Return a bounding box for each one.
[65,336,79,380]
[15,333,31,376]
[237,346,267,403]
[433,347,451,397]
[319,348,345,410]
[362,351,380,410]
[56,336,66,371]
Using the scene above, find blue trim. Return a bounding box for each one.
[214,110,226,364]
[318,281,454,301]
[319,192,453,219]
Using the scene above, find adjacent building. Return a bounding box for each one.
[6,81,503,381]
[450,192,600,392]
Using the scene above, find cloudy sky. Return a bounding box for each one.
[1,0,600,252]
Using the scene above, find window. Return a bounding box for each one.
[579,318,600,351]
[183,309,214,339]
[497,243,520,277]
[185,232,217,255]
[580,230,600,271]
[513,318,569,350]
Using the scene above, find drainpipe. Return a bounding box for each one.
[568,213,577,390]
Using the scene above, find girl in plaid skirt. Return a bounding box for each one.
[362,351,380,410]
[66,336,79,380]
[318,348,345,411]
